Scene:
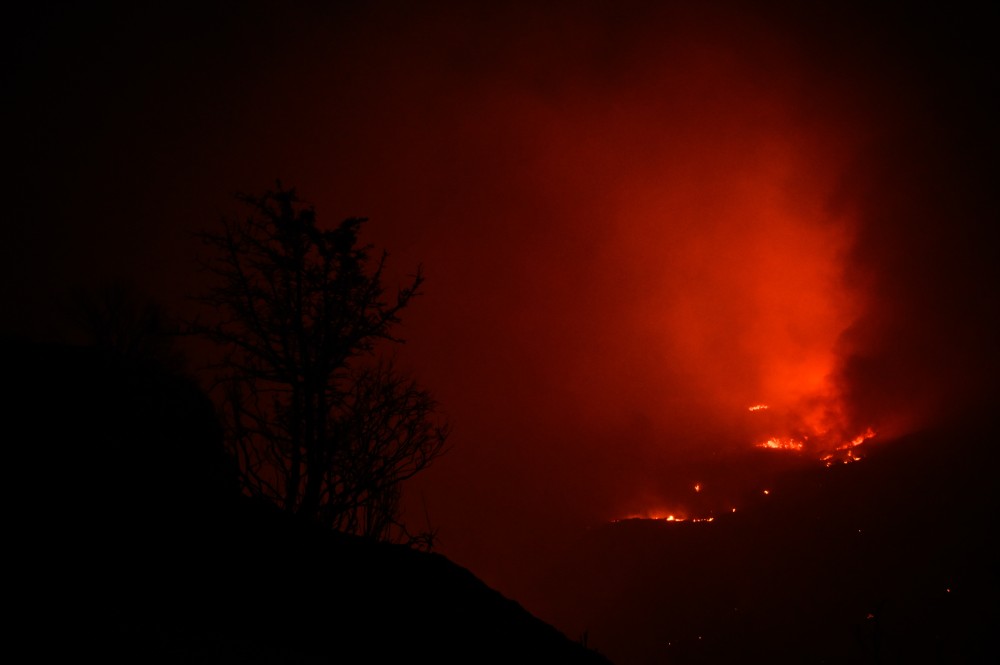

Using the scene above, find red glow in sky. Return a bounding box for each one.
[5,3,998,659]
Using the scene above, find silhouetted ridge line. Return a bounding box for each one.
[5,340,610,664]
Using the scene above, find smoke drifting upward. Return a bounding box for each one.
[5,0,996,602]
[315,2,999,557]
[365,4,882,486]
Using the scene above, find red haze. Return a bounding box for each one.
[319,4,881,582]
[5,0,997,650]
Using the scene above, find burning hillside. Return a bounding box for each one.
[615,402,878,524]
[749,402,877,464]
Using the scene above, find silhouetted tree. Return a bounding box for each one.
[192,184,448,543]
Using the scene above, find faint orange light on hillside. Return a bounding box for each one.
[819,427,877,465]
[756,436,805,451]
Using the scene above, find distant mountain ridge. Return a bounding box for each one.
[5,340,610,664]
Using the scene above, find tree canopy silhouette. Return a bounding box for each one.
[193,184,448,544]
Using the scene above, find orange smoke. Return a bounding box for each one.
[606,97,865,449]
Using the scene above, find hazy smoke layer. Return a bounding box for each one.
[5,0,996,601]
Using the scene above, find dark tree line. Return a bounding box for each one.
[192,184,448,544]
[70,278,183,371]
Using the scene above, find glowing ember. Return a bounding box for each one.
[748,401,876,464]
[613,509,717,524]
[840,427,877,449]
[617,417,876,526]
[820,427,877,465]
[757,437,805,451]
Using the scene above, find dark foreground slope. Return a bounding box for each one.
[541,418,1000,664]
[4,341,609,664]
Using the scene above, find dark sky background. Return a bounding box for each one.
[5,0,997,645]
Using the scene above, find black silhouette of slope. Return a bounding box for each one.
[542,421,999,664]
[4,340,610,664]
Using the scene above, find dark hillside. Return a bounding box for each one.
[4,340,609,664]
[542,421,1000,664]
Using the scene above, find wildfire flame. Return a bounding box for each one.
[610,409,877,526]
[820,426,877,466]
[749,402,876,464]
[757,437,805,451]
[613,513,715,523]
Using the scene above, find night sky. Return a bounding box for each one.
[5,1,997,659]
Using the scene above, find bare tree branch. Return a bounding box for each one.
[190,183,448,545]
